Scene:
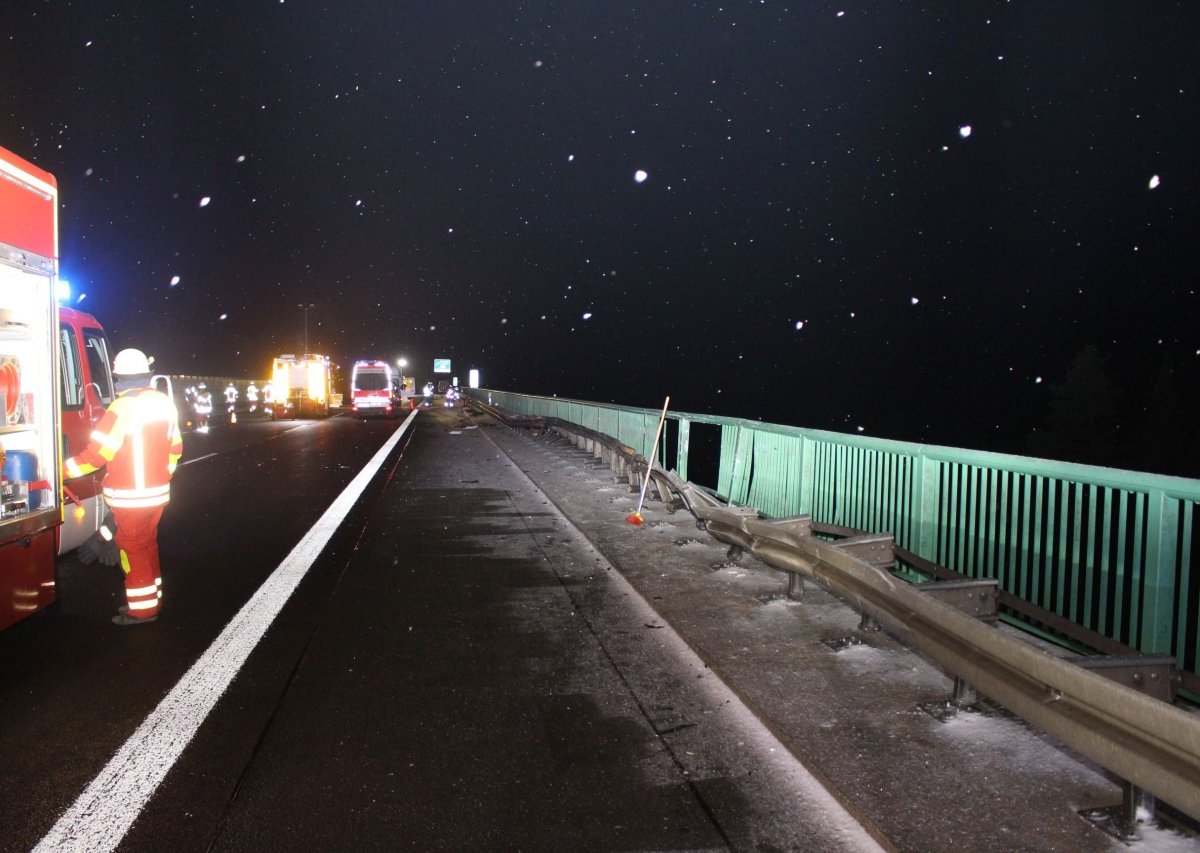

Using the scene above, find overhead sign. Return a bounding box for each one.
[433,358,451,374]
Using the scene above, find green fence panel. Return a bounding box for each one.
[482,389,1200,679]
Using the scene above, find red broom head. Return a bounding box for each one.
[626,512,644,526]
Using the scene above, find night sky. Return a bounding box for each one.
[3,2,1198,473]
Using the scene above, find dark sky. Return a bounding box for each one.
[3,2,1198,467]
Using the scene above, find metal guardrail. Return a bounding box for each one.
[480,389,1200,699]
[473,396,1200,824]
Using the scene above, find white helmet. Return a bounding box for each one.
[112,348,152,376]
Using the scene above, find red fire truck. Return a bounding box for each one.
[57,305,116,556]
[0,145,65,631]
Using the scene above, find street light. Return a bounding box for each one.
[298,303,316,354]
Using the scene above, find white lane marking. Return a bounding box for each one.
[36,409,420,852]
[180,422,318,466]
[178,452,217,467]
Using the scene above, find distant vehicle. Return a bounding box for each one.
[270,354,331,419]
[437,380,450,394]
[350,360,397,418]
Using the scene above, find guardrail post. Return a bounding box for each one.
[676,418,690,482]
[1122,784,1155,828]
[728,426,753,505]
[798,435,815,516]
[1139,489,1177,654]
[911,452,940,563]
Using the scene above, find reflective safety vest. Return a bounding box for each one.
[64,386,183,508]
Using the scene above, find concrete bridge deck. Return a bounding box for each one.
[13,404,1188,851]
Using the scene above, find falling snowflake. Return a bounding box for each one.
[911,297,919,305]
[1149,175,1161,190]
[236,155,246,163]
[794,321,805,331]
[447,228,454,234]
[219,313,227,320]
[170,275,180,286]
[501,318,508,324]
[959,125,972,138]
[568,154,575,162]
[856,425,865,432]
[355,199,362,206]
[634,169,648,183]
[1035,377,1043,384]
[582,312,593,320]
[534,60,543,68]
[837,10,845,16]
[199,196,212,207]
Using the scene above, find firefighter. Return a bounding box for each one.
[246,381,259,413]
[224,382,239,424]
[193,382,213,432]
[63,348,183,626]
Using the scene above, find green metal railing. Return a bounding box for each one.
[482,389,1200,683]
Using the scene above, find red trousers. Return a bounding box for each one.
[111,505,165,619]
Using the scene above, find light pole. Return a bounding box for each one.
[298,303,316,354]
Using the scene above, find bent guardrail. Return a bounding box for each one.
[480,389,1200,698]
[475,396,1200,824]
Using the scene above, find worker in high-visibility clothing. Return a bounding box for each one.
[63,348,183,626]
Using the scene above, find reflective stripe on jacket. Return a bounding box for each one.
[64,387,183,508]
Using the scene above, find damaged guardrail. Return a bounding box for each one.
[475,397,1200,825]
[670,470,1200,825]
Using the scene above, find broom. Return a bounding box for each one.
[627,396,670,526]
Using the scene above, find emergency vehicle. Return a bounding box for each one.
[0,145,65,630]
[350,359,397,418]
[57,306,115,556]
[270,353,331,419]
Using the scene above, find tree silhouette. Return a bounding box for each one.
[1029,345,1122,466]
[1130,352,1183,474]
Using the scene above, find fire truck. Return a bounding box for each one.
[0,145,65,630]
[57,304,121,557]
[269,353,331,419]
[349,359,398,418]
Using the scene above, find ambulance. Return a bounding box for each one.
[349,359,397,418]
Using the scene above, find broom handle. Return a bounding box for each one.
[635,397,671,513]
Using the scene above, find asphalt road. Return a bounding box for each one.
[1,411,405,852]
[1,406,880,852]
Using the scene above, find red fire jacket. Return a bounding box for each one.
[64,386,183,508]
